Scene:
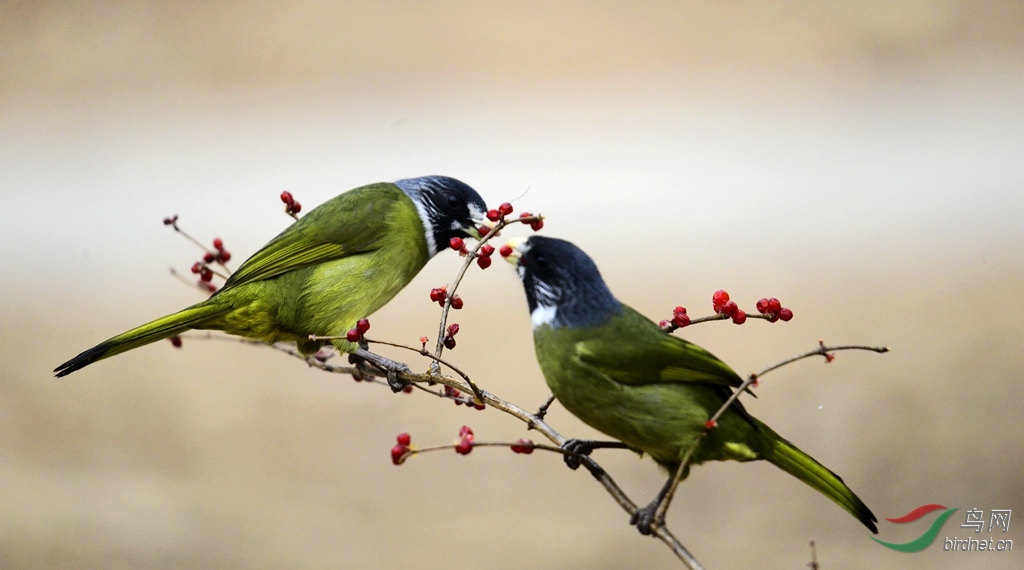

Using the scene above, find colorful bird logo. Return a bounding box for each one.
[872,504,959,552]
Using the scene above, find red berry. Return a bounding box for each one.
[402,384,413,393]
[766,297,782,314]
[447,323,460,336]
[672,314,691,328]
[767,312,781,323]
[478,225,490,237]
[391,444,409,465]
[755,298,770,314]
[486,209,500,222]
[659,319,671,328]
[429,287,447,303]
[511,439,534,454]
[444,386,460,398]
[396,433,411,446]
[190,262,202,274]
[198,281,217,293]
[458,425,474,440]
[498,202,514,216]
[346,328,361,342]
[200,268,213,282]
[290,202,302,214]
[450,295,464,310]
[356,318,370,333]
[530,219,544,231]
[280,191,293,204]
[163,215,178,226]
[455,438,473,455]
[673,306,687,316]
[704,419,718,430]
[779,308,793,321]
[476,256,492,269]
[479,244,495,257]
[218,250,231,262]
[519,212,532,219]
[170,335,183,348]
[720,300,738,317]
[449,236,465,251]
[499,245,513,258]
[712,290,730,309]
[419,336,428,347]
[473,401,486,410]
[732,311,747,325]
[213,238,223,250]
[443,336,456,349]
[203,252,215,263]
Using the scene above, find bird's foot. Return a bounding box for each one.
[560,439,597,470]
[629,500,663,536]
[350,349,413,393]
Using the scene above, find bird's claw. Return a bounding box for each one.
[560,439,596,470]
[629,502,662,536]
[385,364,412,393]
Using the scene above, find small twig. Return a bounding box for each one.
[531,394,557,427]
[808,539,819,570]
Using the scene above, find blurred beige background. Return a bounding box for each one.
[2,1,1022,568]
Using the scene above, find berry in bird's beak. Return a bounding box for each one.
[502,237,526,265]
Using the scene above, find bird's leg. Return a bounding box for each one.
[350,347,412,393]
[560,439,631,470]
[630,461,689,536]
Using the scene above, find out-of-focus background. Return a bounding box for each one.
[2,1,1022,568]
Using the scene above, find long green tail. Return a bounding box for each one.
[54,301,227,377]
[759,422,878,533]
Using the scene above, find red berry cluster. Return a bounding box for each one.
[485,201,515,222]
[510,438,534,454]
[391,432,412,465]
[518,212,544,232]
[755,297,793,322]
[429,286,464,310]
[455,425,474,455]
[280,191,302,216]
[476,244,495,269]
[712,290,747,324]
[189,261,218,293]
[659,306,692,331]
[345,318,371,342]
[203,237,232,264]
[443,323,459,350]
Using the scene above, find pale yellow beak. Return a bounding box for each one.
[502,237,526,265]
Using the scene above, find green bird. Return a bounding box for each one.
[504,236,877,535]
[55,176,487,382]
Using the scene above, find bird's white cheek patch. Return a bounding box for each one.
[531,304,557,329]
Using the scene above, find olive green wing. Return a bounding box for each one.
[221,184,405,291]
[574,305,744,389]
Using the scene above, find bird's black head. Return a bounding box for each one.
[395,176,488,256]
[505,235,621,329]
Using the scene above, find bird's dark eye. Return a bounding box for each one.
[446,195,461,209]
[532,253,547,269]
